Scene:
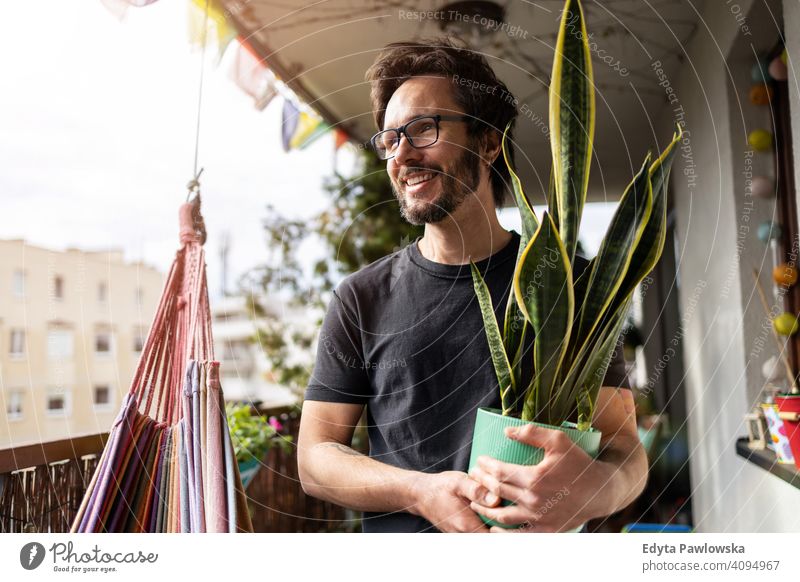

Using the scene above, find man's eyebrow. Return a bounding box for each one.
[383,111,437,130]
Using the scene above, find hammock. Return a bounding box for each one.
[71,199,253,533]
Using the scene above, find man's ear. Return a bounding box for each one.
[481,131,502,168]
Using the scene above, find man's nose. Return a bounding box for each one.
[392,132,421,167]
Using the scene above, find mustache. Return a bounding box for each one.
[398,165,443,181]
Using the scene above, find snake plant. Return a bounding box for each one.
[471,0,683,429]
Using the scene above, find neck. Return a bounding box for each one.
[417,192,512,265]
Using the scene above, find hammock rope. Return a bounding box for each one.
[71,200,252,533]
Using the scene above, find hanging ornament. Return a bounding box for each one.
[762,355,785,382]
[751,59,773,83]
[769,56,788,81]
[773,263,798,286]
[749,84,774,105]
[773,312,800,336]
[748,129,773,151]
[751,175,775,198]
[781,49,788,65]
[758,221,782,243]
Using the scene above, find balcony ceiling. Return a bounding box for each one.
[224,0,705,203]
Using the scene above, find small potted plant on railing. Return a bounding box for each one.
[469,0,682,529]
[226,403,293,488]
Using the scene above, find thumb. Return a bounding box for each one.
[505,423,564,450]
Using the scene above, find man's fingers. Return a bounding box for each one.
[475,455,536,489]
[461,472,501,506]
[469,467,528,504]
[505,424,572,452]
[469,501,531,528]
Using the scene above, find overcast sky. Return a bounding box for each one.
[0,1,615,301]
[0,0,346,299]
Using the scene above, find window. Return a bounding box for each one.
[98,282,107,303]
[47,329,74,359]
[53,276,64,300]
[9,329,25,357]
[6,391,23,421]
[12,270,25,298]
[46,388,70,416]
[133,326,146,352]
[95,330,112,354]
[93,385,112,410]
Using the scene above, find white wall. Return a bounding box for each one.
[662,0,800,531]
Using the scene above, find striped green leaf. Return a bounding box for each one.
[513,213,574,423]
[609,126,682,316]
[549,0,595,262]
[500,123,537,404]
[571,154,652,362]
[471,261,516,415]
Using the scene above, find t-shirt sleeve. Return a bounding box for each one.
[304,283,371,405]
[601,334,632,390]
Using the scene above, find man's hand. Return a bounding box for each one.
[467,424,621,532]
[410,471,500,532]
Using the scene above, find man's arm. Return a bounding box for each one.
[467,386,648,532]
[298,399,497,532]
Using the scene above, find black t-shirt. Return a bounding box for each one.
[305,230,631,532]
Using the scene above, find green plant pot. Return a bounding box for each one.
[468,407,602,532]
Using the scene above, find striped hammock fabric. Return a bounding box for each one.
[71,201,252,533]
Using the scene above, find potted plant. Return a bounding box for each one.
[469,0,682,529]
[226,403,294,488]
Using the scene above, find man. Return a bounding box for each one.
[297,38,648,533]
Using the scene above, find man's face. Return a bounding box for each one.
[382,76,482,225]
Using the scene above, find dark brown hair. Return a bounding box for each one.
[366,38,518,206]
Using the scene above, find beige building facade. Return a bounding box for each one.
[0,239,162,447]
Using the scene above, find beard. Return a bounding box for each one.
[392,142,481,226]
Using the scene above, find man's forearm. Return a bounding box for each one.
[594,433,649,515]
[299,441,424,514]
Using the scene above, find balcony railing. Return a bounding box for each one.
[0,433,107,533]
[0,411,356,533]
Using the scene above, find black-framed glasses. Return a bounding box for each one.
[370,114,471,160]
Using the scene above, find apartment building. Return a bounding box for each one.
[0,239,162,447]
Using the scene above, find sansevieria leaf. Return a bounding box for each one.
[571,154,652,362]
[513,213,574,423]
[550,0,595,262]
[609,125,682,315]
[471,262,516,415]
[500,123,537,398]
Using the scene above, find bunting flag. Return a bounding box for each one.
[188,0,237,62]
[99,0,159,21]
[281,99,300,152]
[289,110,331,150]
[228,39,278,111]
[334,128,349,150]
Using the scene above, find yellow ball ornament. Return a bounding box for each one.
[748,129,773,151]
[773,312,800,336]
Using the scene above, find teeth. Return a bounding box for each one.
[406,173,433,186]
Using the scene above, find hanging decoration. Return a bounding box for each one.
[757,220,782,243]
[281,99,300,152]
[188,0,236,62]
[334,128,350,150]
[769,55,788,81]
[773,312,800,337]
[773,263,798,287]
[748,84,773,106]
[751,59,773,84]
[289,110,331,150]
[751,175,774,198]
[748,128,773,151]
[228,39,278,111]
